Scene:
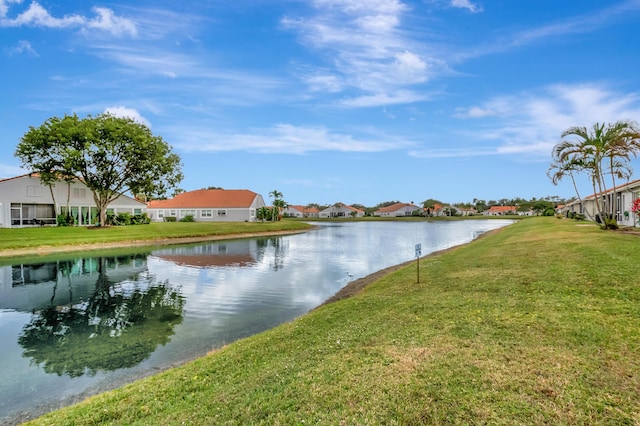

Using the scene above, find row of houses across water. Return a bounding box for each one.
[2,173,638,228]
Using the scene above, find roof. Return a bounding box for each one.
[333,203,364,212]
[375,203,419,213]
[288,205,320,213]
[147,189,259,209]
[487,205,516,212]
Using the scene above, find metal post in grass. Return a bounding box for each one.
[415,243,422,283]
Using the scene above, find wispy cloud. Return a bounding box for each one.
[5,39,38,56]
[450,0,482,14]
[457,0,640,60]
[282,0,439,107]
[0,1,137,37]
[173,123,414,154]
[412,83,640,159]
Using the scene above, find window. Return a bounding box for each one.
[170,210,176,217]
[73,188,86,198]
[158,210,164,218]
[181,210,196,217]
[217,210,227,216]
[134,208,142,215]
[201,209,212,217]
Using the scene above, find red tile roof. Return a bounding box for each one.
[147,189,259,209]
[487,205,516,213]
[288,205,320,214]
[375,203,418,213]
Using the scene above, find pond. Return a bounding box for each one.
[0,219,513,424]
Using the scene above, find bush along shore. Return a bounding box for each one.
[23,217,640,425]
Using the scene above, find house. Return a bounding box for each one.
[146,188,266,222]
[483,205,517,216]
[563,178,640,226]
[0,174,146,228]
[374,202,422,217]
[457,207,478,216]
[319,203,365,218]
[283,205,320,218]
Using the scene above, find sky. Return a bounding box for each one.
[1,0,640,207]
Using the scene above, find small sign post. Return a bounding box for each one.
[415,243,422,283]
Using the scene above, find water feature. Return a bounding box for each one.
[0,219,513,423]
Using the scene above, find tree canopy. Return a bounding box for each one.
[15,113,183,226]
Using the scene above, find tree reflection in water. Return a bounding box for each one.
[18,257,185,378]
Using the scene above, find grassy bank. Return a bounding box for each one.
[0,221,311,253]
[25,217,640,425]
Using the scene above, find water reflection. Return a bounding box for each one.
[8,256,185,377]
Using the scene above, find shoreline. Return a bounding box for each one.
[317,226,504,307]
[0,229,309,260]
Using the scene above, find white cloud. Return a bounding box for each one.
[174,123,414,154]
[457,1,640,61]
[0,0,22,18]
[339,90,428,107]
[5,39,38,56]
[450,0,482,14]
[85,7,137,37]
[104,106,151,127]
[445,83,640,160]
[0,2,137,37]
[282,0,438,106]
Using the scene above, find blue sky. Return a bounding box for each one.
[2,0,640,207]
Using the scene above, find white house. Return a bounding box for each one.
[319,203,365,218]
[483,206,517,216]
[0,174,146,228]
[374,202,421,217]
[146,188,266,222]
[562,178,640,226]
[283,205,320,218]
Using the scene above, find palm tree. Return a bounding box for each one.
[553,120,640,229]
[547,154,593,221]
[268,190,283,222]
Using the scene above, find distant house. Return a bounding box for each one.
[319,203,365,218]
[283,205,320,218]
[374,202,421,217]
[146,188,265,222]
[428,204,457,217]
[0,173,146,228]
[483,205,517,216]
[457,207,478,216]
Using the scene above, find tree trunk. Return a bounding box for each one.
[93,193,111,227]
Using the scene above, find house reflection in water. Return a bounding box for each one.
[0,254,185,377]
[0,255,149,312]
[149,239,264,268]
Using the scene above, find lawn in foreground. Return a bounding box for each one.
[24,217,640,424]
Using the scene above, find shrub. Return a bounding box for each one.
[132,213,151,225]
[164,216,177,222]
[57,214,74,226]
[179,215,195,222]
[116,212,132,225]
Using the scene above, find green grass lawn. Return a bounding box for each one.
[23,217,640,425]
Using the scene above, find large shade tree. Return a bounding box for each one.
[15,113,183,226]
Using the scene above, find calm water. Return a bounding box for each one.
[0,220,512,423]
